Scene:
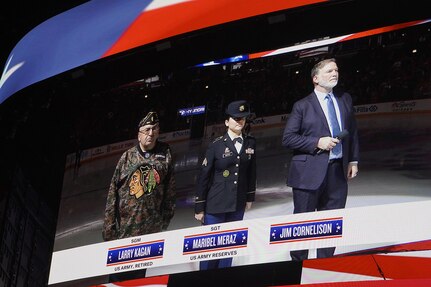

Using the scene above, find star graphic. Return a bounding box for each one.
[242,233,247,243]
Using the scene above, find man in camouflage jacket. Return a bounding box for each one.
[103,112,176,241]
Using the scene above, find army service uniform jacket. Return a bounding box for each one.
[102,141,175,241]
[195,133,256,214]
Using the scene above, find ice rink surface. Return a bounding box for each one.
[53,112,431,269]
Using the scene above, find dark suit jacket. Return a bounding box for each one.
[195,133,256,214]
[282,91,359,190]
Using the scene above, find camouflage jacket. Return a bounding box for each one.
[102,141,175,241]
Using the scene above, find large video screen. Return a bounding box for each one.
[48,17,431,286]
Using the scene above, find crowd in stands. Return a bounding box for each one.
[71,23,431,151]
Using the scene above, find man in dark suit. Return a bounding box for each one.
[282,58,359,261]
[195,100,256,269]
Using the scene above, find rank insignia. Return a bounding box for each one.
[223,170,230,177]
[245,148,255,154]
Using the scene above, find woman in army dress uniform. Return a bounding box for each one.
[194,100,256,270]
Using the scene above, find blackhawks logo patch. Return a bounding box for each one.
[129,165,161,198]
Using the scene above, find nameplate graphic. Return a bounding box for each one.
[270,217,343,244]
[183,228,248,254]
[106,240,164,266]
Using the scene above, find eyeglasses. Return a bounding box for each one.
[139,125,160,135]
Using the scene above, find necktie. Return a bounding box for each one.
[325,94,342,156]
[233,137,242,153]
[233,137,243,144]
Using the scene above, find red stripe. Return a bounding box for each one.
[103,0,327,57]
[303,253,431,279]
[340,20,426,42]
[89,275,169,286]
[274,279,431,287]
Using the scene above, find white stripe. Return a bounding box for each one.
[144,0,192,12]
[263,35,352,57]
[0,55,25,89]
